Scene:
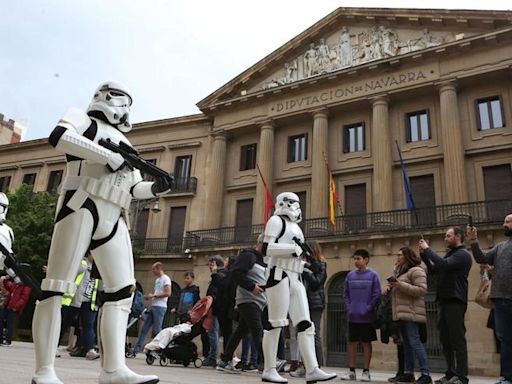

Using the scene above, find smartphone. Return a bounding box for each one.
[468,215,473,227]
[386,276,397,283]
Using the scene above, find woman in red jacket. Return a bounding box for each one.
[0,275,32,345]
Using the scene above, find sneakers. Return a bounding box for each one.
[494,377,511,384]
[276,359,287,373]
[216,361,242,374]
[1,341,11,346]
[447,377,466,384]
[361,370,371,382]
[55,348,61,358]
[243,362,258,372]
[69,347,86,357]
[389,373,404,382]
[416,375,433,384]
[396,373,416,383]
[289,365,305,377]
[434,376,452,384]
[340,371,356,381]
[202,358,218,367]
[86,349,100,360]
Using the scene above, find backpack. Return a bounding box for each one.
[131,289,145,318]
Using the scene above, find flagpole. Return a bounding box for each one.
[395,140,419,226]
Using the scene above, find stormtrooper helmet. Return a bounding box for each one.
[274,192,302,223]
[87,81,133,132]
[0,192,8,223]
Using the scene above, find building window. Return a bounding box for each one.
[0,176,11,192]
[240,143,257,171]
[46,170,63,193]
[288,134,308,163]
[174,155,192,180]
[477,96,505,130]
[22,173,37,189]
[142,159,157,181]
[406,110,430,142]
[343,123,365,153]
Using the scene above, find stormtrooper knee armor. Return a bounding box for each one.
[261,193,336,384]
[32,82,169,384]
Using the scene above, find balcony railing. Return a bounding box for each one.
[131,200,511,254]
[168,177,197,195]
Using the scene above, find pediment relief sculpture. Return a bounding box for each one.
[262,26,450,90]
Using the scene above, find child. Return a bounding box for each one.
[171,272,200,322]
[341,249,381,382]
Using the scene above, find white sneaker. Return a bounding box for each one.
[306,367,337,382]
[340,371,356,381]
[361,371,371,382]
[86,349,100,360]
[276,359,287,373]
[55,349,61,358]
[289,365,305,377]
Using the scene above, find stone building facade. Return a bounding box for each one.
[1,7,511,375]
[0,113,22,145]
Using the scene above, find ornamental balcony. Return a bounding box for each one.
[132,199,512,254]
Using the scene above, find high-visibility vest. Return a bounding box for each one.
[62,259,88,307]
[89,278,99,311]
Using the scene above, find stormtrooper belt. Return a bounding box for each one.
[61,176,132,212]
[268,257,304,281]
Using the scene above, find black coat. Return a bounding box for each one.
[302,261,327,310]
[421,245,472,303]
[206,268,230,316]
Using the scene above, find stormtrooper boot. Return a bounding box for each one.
[261,328,288,383]
[31,296,64,384]
[298,327,337,384]
[98,297,159,384]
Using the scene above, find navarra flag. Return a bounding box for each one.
[395,140,416,210]
[257,164,274,222]
[329,172,337,227]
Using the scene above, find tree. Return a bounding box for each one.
[5,184,58,283]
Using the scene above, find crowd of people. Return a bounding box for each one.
[127,217,510,384]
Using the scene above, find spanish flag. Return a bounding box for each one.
[329,172,337,227]
[257,164,274,222]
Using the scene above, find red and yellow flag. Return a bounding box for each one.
[257,164,274,222]
[323,152,340,228]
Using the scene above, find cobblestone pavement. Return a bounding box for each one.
[0,342,498,384]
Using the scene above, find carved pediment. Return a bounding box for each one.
[197,8,512,110]
[259,25,456,91]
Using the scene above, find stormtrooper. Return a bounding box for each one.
[262,192,336,384]
[0,193,15,276]
[32,82,171,384]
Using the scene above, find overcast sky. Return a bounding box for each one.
[1,0,510,141]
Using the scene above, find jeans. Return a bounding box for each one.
[80,302,97,351]
[241,334,258,364]
[206,315,219,362]
[400,320,430,376]
[310,308,324,366]
[59,306,81,345]
[223,303,263,364]
[439,300,468,379]
[134,306,167,353]
[2,308,15,343]
[494,299,512,380]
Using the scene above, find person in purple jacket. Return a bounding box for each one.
[340,249,382,382]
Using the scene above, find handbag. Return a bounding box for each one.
[475,277,494,309]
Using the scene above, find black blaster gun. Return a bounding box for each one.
[99,138,174,189]
[292,236,320,273]
[0,242,42,299]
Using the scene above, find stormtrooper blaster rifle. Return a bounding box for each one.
[292,236,320,273]
[0,242,42,299]
[99,138,174,188]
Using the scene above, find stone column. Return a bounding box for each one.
[371,95,393,212]
[438,81,468,203]
[310,109,329,219]
[253,121,275,225]
[203,131,227,229]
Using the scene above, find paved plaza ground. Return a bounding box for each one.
[0,342,498,384]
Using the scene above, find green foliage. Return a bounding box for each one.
[5,184,58,282]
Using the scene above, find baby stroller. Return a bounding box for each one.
[145,296,213,368]
[125,283,147,358]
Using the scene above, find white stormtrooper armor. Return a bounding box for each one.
[0,193,17,281]
[261,192,336,384]
[32,82,165,384]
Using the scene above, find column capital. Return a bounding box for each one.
[310,108,329,119]
[369,94,390,107]
[436,79,458,94]
[260,119,275,130]
[211,130,227,141]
